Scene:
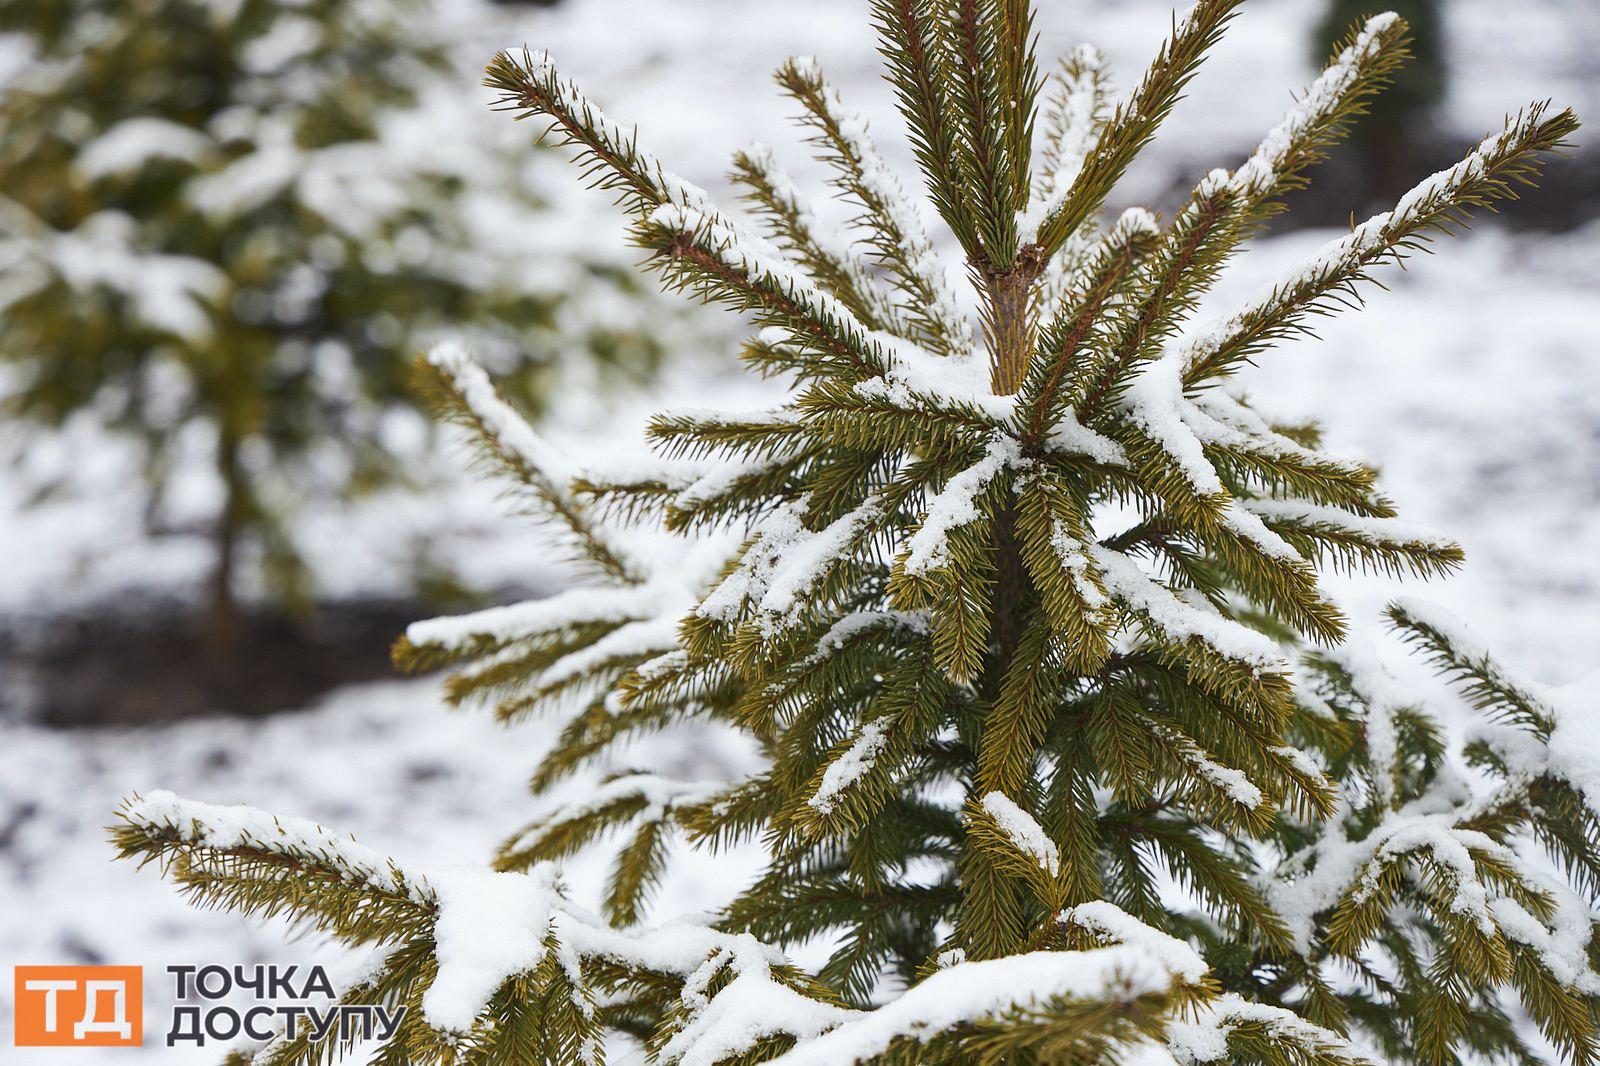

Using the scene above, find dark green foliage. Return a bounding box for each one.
[115,2,1593,1063]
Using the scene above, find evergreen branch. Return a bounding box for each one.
[1071,174,1244,421]
[995,0,1040,216]
[637,205,893,380]
[869,0,985,261]
[786,646,953,840]
[647,405,809,462]
[731,142,903,333]
[1248,499,1463,581]
[484,47,700,216]
[420,344,641,583]
[1028,0,1245,259]
[1182,103,1582,387]
[776,57,974,356]
[1013,468,1116,667]
[1228,13,1411,225]
[967,790,1065,912]
[114,791,436,947]
[974,618,1060,799]
[1015,207,1159,442]
[1387,598,1557,736]
[939,0,1018,268]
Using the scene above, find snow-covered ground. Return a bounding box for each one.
[1,0,1596,1061]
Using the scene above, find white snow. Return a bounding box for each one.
[1044,406,1129,465]
[423,865,565,1032]
[1089,545,1284,668]
[78,118,212,177]
[757,497,883,617]
[1244,499,1458,553]
[980,792,1061,876]
[1168,994,1366,1064]
[1152,725,1265,810]
[763,941,1199,1065]
[902,437,1020,575]
[1122,354,1228,497]
[122,789,416,899]
[808,719,891,815]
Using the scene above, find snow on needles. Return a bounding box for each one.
[808,719,891,815]
[423,865,580,1034]
[122,789,417,900]
[1231,12,1403,202]
[902,436,1020,575]
[1397,598,1600,816]
[765,912,1205,1065]
[980,792,1061,876]
[428,341,577,493]
[1089,545,1284,668]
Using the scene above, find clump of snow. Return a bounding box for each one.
[1061,900,1209,985]
[763,940,1200,1065]
[757,497,883,617]
[1489,894,1600,995]
[1044,406,1128,465]
[1046,522,1110,611]
[802,610,930,666]
[78,118,212,178]
[902,437,1020,575]
[1151,724,1265,810]
[808,719,891,814]
[980,792,1061,876]
[423,865,568,1032]
[1121,354,1227,497]
[657,941,852,1065]
[1220,499,1303,562]
[1168,993,1367,1064]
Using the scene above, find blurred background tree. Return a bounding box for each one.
[1315,0,1446,199]
[0,0,670,665]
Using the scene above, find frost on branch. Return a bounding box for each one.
[115,1,1589,1063]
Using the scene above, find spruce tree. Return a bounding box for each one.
[113,3,1595,1062]
[0,0,670,644]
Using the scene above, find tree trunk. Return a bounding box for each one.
[206,426,244,663]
